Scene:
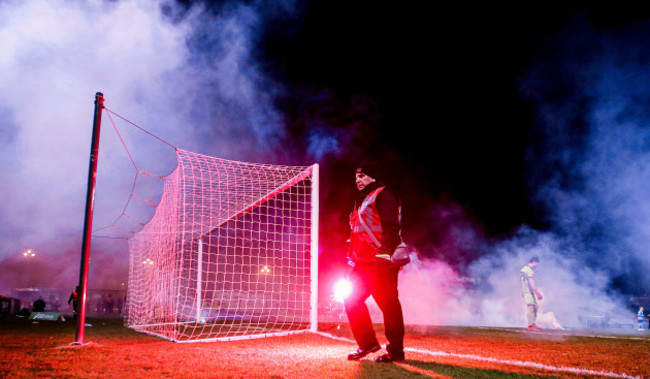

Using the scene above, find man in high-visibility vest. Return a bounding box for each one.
[344,162,405,363]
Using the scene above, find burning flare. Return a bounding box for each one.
[333,278,352,303]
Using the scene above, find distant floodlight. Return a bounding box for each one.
[333,278,352,303]
[260,265,271,274]
[143,258,154,265]
[22,249,35,257]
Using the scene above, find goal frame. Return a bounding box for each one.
[125,150,319,343]
[191,164,320,342]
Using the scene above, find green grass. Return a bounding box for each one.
[1,316,649,378]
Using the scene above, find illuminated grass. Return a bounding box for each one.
[1,317,648,378]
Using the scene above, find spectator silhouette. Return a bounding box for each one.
[105,293,114,314]
[68,286,80,323]
[33,298,46,312]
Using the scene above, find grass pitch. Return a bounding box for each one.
[1,315,649,378]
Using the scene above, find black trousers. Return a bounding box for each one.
[344,260,404,356]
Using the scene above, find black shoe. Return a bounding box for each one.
[347,344,381,360]
[375,352,405,363]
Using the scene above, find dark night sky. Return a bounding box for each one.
[262,2,560,231]
[270,2,648,231]
[260,3,558,232]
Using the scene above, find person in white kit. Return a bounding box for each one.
[521,257,543,331]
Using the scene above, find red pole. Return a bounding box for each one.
[74,92,104,344]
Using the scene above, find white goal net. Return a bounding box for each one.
[125,149,319,342]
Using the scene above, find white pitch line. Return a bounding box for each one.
[406,347,641,379]
[314,332,642,379]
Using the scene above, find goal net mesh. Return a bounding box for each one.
[125,149,318,342]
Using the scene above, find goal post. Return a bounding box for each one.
[309,163,319,332]
[125,149,319,342]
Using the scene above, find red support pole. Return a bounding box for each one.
[74,92,104,344]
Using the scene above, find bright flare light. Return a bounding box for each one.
[333,278,352,303]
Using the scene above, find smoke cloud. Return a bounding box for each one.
[364,223,634,329]
[0,0,310,292]
[519,16,650,294]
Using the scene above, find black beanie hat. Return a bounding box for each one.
[356,160,383,180]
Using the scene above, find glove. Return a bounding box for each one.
[535,290,543,300]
